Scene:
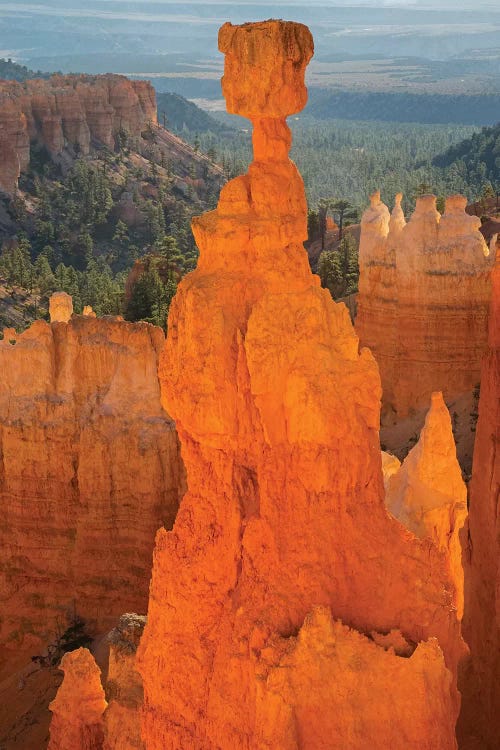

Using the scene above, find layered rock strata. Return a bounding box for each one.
[460,238,500,749]
[0,74,157,193]
[0,302,183,681]
[356,191,493,417]
[134,20,467,749]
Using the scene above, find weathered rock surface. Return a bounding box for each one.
[135,20,466,749]
[48,614,146,750]
[48,648,107,750]
[0,305,184,682]
[460,238,500,749]
[254,607,458,750]
[49,291,73,323]
[0,74,157,193]
[103,613,146,750]
[356,191,493,417]
[385,391,467,618]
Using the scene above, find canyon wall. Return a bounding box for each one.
[460,238,500,749]
[0,303,183,681]
[356,191,493,417]
[131,21,467,749]
[0,74,158,194]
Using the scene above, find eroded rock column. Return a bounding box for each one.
[356,192,493,417]
[48,648,107,750]
[137,20,466,749]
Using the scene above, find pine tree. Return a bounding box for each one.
[113,220,129,247]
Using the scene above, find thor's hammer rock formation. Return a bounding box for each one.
[133,20,467,749]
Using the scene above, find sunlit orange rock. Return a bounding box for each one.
[356,190,397,408]
[325,216,338,232]
[136,20,466,749]
[356,192,493,417]
[49,291,74,322]
[460,238,500,749]
[254,607,458,750]
[2,326,17,342]
[48,647,107,750]
[0,74,158,193]
[385,391,467,618]
[0,100,29,194]
[0,311,183,688]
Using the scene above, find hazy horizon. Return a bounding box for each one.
[2,0,500,62]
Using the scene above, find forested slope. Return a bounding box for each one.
[0,58,47,81]
[307,90,500,126]
[156,92,232,135]
[433,123,500,188]
[0,123,224,331]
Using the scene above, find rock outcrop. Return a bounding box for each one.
[254,607,458,750]
[460,238,500,749]
[103,613,146,750]
[48,614,146,750]
[0,301,184,683]
[48,648,107,750]
[385,391,467,618]
[133,20,466,749]
[0,74,157,193]
[356,191,493,417]
[49,291,73,323]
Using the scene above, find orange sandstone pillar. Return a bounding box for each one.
[48,648,107,750]
[137,20,466,749]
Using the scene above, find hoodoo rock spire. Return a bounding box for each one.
[134,20,466,749]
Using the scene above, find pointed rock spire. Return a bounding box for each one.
[385,392,467,617]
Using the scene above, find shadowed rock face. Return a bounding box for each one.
[0,74,157,193]
[460,240,500,750]
[356,192,493,418]
[103,614,146,750]
[130,20,465,749]
[0,307,184,684]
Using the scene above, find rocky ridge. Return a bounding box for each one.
[0,74,157,194]
[0,296,184,690]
